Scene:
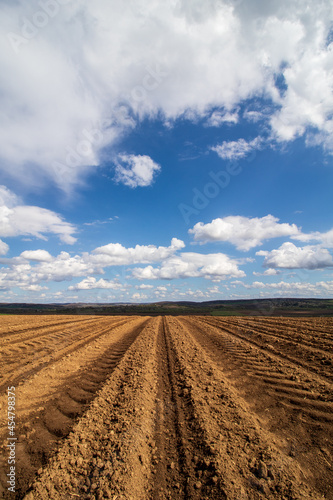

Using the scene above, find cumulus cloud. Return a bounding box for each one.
[270,40,333,150]
[0,1,332,190]
[135,284,154,290]
[131,252,245,281]
[0,238,187,291]
[131,293,147,301]
[189,215,300,251]
[25,252,98,283]
[211,137,262,160]
[257,242,333,270]
[20,284,48,292]
[293,228,333,248]
[93,238,185,265]
[68,277,122,291]
[113,154,161,188]
[0,251,104,292]
[20,250,53,262]
[0,186,77,245]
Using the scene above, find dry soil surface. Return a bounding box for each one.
[0,315,332,499]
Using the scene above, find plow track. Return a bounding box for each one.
[151,317,221,499]
[0,316,96,343]
[0,315,149,498]
[0,316,133,393]
[0,315,332,499]
[201,316,333,383]
[179,316,333,498]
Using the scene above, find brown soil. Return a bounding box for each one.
[0,315,332,499]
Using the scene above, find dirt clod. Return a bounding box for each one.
[256,460,268,479]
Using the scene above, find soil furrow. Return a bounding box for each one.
[0,316,100,344]
[151,317,217,499]
[0,314,331,499]
[0,317,150,498]
[201,316,333,383]
[151,317,186,498]
[168,316,319,499]
[22,317,160,500]
[0,317,136,393]
[179,316,333,499]
[225,317,333,353]
[244,317,333,336]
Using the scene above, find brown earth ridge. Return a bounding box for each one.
[0,315,332,499]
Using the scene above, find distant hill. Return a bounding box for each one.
[0,298,332,316]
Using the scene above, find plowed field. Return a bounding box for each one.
[0,315,332,499]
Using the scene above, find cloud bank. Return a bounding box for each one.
[0,0,332,190]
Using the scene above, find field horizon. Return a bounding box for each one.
[0,297,333,317]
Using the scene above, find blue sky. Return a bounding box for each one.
[0,0,333,303]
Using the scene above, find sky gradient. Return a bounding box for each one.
[0,0,333,303]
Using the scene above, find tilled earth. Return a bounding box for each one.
[0,315,332,499]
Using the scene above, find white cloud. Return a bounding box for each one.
[114,154,161,188]
[253,269,280,276]
[131,292,147,301]
[257,242,333,270]
[211,137,262,160]
[83,218,115,226]
[175,288,209,300]
[270,39,333,150]
[131,252,245,281]
[293,228,333,248]
[0,238,186,291]
[0,1,332,191]
[0,186,77,245]
[0,240,9,256]
[23,252,98,283]
[189,215,300,251]
[20,250,53,262]
[19,284,48,292]
[231,279,333,297]
[135,284,154,290]
[93,238,185,265]
[0,253,98,292]
[205,109,239,127]
[243,110,265,123]
[68,277,122,291]
[0,185,19,206]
